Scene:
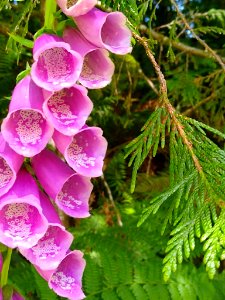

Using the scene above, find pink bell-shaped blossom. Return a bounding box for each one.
[32,149,93,218]
[42,84,93,136]
[53,127,107,177]
[74,8,132,55]
[31,34,83,91]
[1,75,53,157]
[20,192,73,270]
[0,169,48,249]
[63,27,115,89]
[36,250,86,300]
[57,0,97,17]
[0,133,23,197]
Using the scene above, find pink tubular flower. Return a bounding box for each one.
[56,0,97,17]
[53,127,107,177]
[0,169,48,249]
[42,84,93,136]
[0,133,23,197]
[1,75,53,157]
[32,149,93,218]
[37,250,86,300]
[63,27,115,89]
[31,34,83,91]
[74,8,132,55]
[20,192,73,270]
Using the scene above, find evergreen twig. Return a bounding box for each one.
[170,0,225,71]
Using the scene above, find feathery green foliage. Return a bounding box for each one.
[69,213,225,300]
[125,108,170,192]
[1,0,225,298]
[100,0,154,27]
[128,109,225,279]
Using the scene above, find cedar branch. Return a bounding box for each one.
[132,31,202,173]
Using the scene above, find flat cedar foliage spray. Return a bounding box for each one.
[0,0,225,299]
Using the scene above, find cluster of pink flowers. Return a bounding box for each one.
[0,0,131,299]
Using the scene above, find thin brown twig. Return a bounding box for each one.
[132,31,202,173]
[138,69,159,95]
[177,26,187,39]
[132,32,168,97]
[170,0,225,71]
[101,174,123,227]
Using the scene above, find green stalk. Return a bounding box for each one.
[0,248,12,288]
[44,0,57,30]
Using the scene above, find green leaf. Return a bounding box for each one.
[16,68,30,83]
[8,34,34,48]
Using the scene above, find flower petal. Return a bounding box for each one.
[42,85,93,136]
[49,250,86,300]
[31,34,83,91]
[19,192,73,270]
[57,0,97,17]
[32,149,93,218]
[0,169,48,249]
[63,27,115,88]
[1,76,53,157]
[53,127,107,177]
[0,133,23,197]
[75,8,132,54]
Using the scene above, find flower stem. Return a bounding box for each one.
[44,0,57,30]
[0,248,12,288]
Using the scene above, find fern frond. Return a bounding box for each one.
[83,255,103,295]
[117,286,136,300]
[131,284,149,300]
[78,215,225,300]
